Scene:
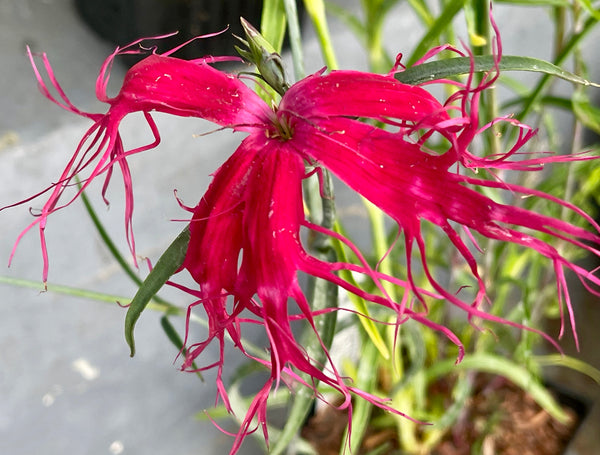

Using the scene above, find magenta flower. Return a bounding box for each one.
[8,35,600,452]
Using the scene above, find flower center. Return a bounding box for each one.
[268,114,294,141]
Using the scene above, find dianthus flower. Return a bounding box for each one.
[7,33,600,453]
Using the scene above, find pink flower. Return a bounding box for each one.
[8,35,600,452]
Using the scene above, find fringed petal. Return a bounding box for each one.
[182,136,430,451]
[281,69,450,130]
[8,39,273,283]
[113,53,273,129]
[11,29,600,455]
[291,116,600,343]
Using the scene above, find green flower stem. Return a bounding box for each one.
[406,0,466,67]
[78,180,173,307]
[0,275,175,314]
[0,273,268,362]
[419,353,571,423]
[261,0,288,52]
[406,0,433,26]
[518,14,599,120]
[472,0,501,157]
[270,171,339,455]
[340,338,378,454]
[304,0,339,69]
[125,226,190,357]
[552,5,567,58]
[284,0,305,80]
[331,221,390,360]
[364,199,396,300]
[78,182,141,288]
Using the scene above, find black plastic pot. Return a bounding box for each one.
[74,0,264,59]
[549,381,593,454]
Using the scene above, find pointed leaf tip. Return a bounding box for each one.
[396,55,600,88]
[124,226,190,357]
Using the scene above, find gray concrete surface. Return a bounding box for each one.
[1,1,599,454]
[0,1,269,454]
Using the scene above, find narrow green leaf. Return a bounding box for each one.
[160,315,203,380]
[324,1,367,43]
[261,0,287,52]
[574,0,600,21]
[270,171,338,455]
[572,90,600,134]
[284,0,305,79]
[533,354,600,384]
[502,95,572,111]
[495,0,570,6]
[125,226,190,357]
[518,15,599,119]
[160,315,185,351]
[406,0,434,25]
[331,222,391,360]
[304,0,339,69]
[340,340,378,454]
[396,55,600,87]
[406,0,467,67]
[422,353,571,423]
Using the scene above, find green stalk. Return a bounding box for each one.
[406,0,466,67]
[267,5,341,453]
[471,0,501,156]
[261,0,288,52]
[270,171,339,455]
[304,0,339,69]
[0,275,172,313]
[340,339,378,454]
[0,274,268,362]
[364,200,396,300]
[362,0,392,73]
[78,182,142,288]
[284,0,306,79]
[518,14,599,120]
[406,0,434,25]
[421,353,571,423]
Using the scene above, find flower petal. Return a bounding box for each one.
[113,54,273,128]
[281,69,449,129]
[291,116,600,342]
[10,43,274,283]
